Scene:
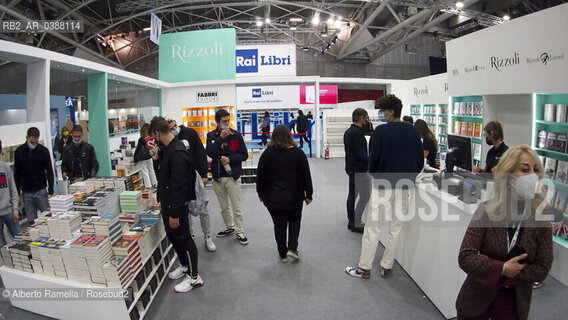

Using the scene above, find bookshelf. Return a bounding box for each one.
[321,109,380,158]
[450,95,485,164]
[437,104,449,154]
[534,93,568,286]
[410,104,422,120]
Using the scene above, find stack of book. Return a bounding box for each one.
[112,236,143,277]
[81,217,101,234]
[29,237,49,260]
[56,211,82,239]
[94,214,122,245]
[139,207,160,222]
[126,219,163,261]
[38,239,69,279]
[68,181,86,194]
[83,236,113,285]
[10,242,32,272]
[49,195,76,212]
[119,191,144,213]
[69,235,94,283]
[102,256,133,288]
[73,187,122,218]
[119,212,140,225]
[1,241,17,268]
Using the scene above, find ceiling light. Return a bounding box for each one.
[81,69,85,72]
[302,47,309,52]
[290,26,297,31]
[503,15,510,20]
[256,20,263,27]
[265,18,271,23]
[455,2,464,9]
[290,17,303,22]
[143,27,151,31]
[335,19,342,28]
[312,15,320,25]
[327,17,334,25]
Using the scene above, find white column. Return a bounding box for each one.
[315,79,321,158]
[26,59,54,162]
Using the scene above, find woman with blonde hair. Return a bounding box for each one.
[456,145,553,320]
[134,123,157,189]
[256,125,313,262]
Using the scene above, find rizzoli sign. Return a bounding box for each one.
[490,52,520,71]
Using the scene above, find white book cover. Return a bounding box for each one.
[556,161,568,184]
[545,158,558,179]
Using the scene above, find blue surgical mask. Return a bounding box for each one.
[378,112,389,123]
[73,139,82,145]
[28,143,36,150]
[220,124,229,130]
[172,127,180,136]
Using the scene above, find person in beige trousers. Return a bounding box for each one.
[206,109,249,245]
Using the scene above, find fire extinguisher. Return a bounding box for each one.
[324,142,330,159]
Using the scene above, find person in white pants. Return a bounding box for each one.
[345,94,423,279]
[188,208,216,252]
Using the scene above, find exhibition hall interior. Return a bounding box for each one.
[0,0,567,319]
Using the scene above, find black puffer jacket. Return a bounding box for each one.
[155,137,196,218]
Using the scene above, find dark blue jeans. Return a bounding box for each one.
[23,189,49,222]
[0,213,21,247]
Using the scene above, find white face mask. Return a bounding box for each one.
[509,173,539,200]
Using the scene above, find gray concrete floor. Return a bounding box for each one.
[0,158,566,320]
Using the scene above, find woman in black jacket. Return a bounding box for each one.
[134,123,157,189]
[256,125,313,262]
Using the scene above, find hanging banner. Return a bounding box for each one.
[159,29,236,82]
[300,85,338,104]
[150,12,161,45]
[236,44,296,78]
[236,85,300,109]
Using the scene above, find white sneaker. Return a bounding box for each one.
[205,236,216,252]
[168,265,188,280]
[174,274,204,293]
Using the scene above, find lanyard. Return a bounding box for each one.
[507,205,529,253]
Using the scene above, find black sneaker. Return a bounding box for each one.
[235,232,249,245]
[216,228,235,238]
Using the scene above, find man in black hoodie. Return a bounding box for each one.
[61,125,99,184]
[151,116,203,293]
[14,127,54,224]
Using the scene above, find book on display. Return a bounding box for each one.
[546,132,557,151]
[83,235,113,285]
[554,191,568,211]
[120,191,144,213]
[545,158,558,179]
[454,121,461,134]
[94,214,123,245]
[467,123,474,136]
[473,144,482,160]
[538,130,548,149]
[460,122,468,136]
[555,161,568,184]
[48,195,75,212]
[557,133,567,153]
[474,123,482,138]
[544,104,556,122]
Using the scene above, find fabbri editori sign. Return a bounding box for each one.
[159,29,236,82]
[235,44,296,77]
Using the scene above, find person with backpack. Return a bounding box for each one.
[150,116,203,293]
